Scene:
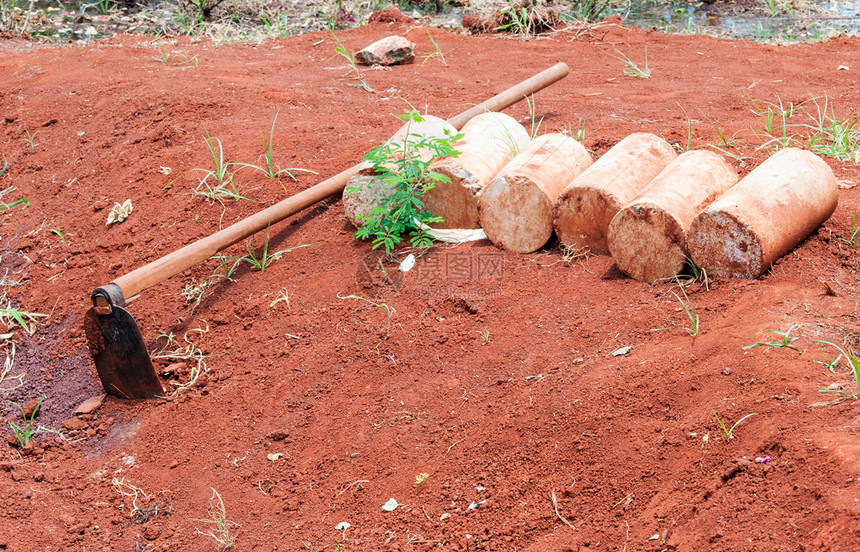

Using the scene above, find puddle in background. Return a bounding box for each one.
[617,0,860,42]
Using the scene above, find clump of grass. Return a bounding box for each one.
[838,208,860,248]
[607,48,651,78]
[815,340,860,401]
[6,395,62,447]
[233,111,317,180]
[422,31,447,66]
[0,185,29,211]
[712,410,757,440]
[495,0,533,39]
[651,284,699,336]
[330,32,373,92]
[20,128,41,152]
[742,324,802,352]
[195,488,238,551]
[224,228,316,271]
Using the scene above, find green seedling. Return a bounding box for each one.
[0,305,48,335]
[838,208,860,248]
[154,49,199,67]
[234,112,317,180]
[7,395,54,447]
[712,410,757,440]
[815,340,860,400]
[795,94,860,162]
[194,180,252,204]
[422,30,447,66]
[478,329,491,344]
[677,102,694,151]
[330,32,373,92]
[816,353,842,373]
[226,228,316,271]
[525,94,543,139]
[414,472,430,485]
[0,185,29,211]
[748,95,799,151]
[569,118,587,142]
[20,128,41,152]
[351,109,462,254]
[607,48,651,78]
[651,285,699,335]
[48,219,66,243]
[742,324,802,352]
[210,254,241,282]
[0,158,6,178]
[495,0,533,39]
[764,0,780,17]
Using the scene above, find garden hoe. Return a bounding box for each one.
[84,62,570,399]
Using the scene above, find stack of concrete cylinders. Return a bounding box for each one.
[479,133,593,254]
[607,150,738,284]
[553,133,678,255]
[343,115,458,228]
[688,148,838,278]
[425,112,530,229]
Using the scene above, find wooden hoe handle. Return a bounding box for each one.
[107,62,569,300]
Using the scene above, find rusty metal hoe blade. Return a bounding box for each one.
[84,284,164,399]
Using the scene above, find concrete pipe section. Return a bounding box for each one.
[608,150,738,284]
[554,133,677,255]
[425,112,530,229]
[688,147,838,278]
[479,133,593,254]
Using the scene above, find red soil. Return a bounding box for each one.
[1,16,860,552]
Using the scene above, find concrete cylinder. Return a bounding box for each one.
[688,148,838,279]
[425,112,530,229]
[479,133,593,254]
[344,115,457,228]
[553,133,678,255]
[607,150,738,284]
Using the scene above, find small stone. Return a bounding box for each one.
[74,394,106,415]
[267,453,284,462]
[440,513,451,521]
[21,399,43,419]
[63,417,88,431]
[355,36,415,66]
[33,472,45,482]
[143,525,161,540]
[169,460,179,469]
[382,498,399,512]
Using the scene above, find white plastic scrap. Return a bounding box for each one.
[611,346,632,356]
[381,498,398,512]
[413,219,486,244]
[106,199,133,225]
[335,521,351,531]
[399,253,416,273]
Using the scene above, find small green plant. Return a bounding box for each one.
[838,208,860,248]
[20,128,41,152]
[713,410,757,440]
[414,472,430,485]
[815,340,860,400]
[269,288,291,309]
[0,185,29,211]
[569,118,587,142]
[423,30,447,66]
[351,109,462,254]
[210,254,241,282]
[153,49,200,68]
[0,305,48,336]
[7,395,51,447]
[568,0,611,22]
[478,329,491,345]
[226,227,315,272]
[48,219,66,243]
[677,102,694,151]
[651,284,699,335]
[764,0,779,17]
[797,95,860,162]
[330,32,373,92]
[525,94,543,139]
[234,112,316,180]
[742,324,802,352]
[607,48,651,78]
[195,488,237,551]
[748,95,799,151]
[496,0,533,39]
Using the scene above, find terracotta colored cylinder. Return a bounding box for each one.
[553,133,678,255]
[607,150,738,284]
[343,115,457,228]
[688,148,837,279]
[479,133,593,254]
[425,112,530,229]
